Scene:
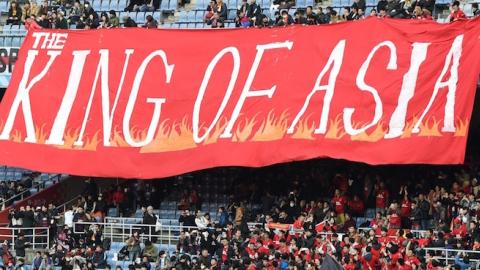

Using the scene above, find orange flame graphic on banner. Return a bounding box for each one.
[251,110,289,142]
[291,117,315,140]
[233,117,257,142]
[325,114,346,139]
[3,112,469,153]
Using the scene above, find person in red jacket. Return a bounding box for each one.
[348,195,365,217]
[388,203,402,229]
[449,0,466,22]
[376,182,389,214]
[24,14,42,31]
[331,189,348,224]
[403,248,421,269]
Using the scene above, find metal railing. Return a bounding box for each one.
[1,174,63,208]
[105,216,263,230]
[423,247,480,265]
[0,226,50,251]
[357,227,429,238]
[73,221,344,252]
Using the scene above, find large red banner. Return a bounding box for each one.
[0,18,479,179]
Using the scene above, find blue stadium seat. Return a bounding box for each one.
[0,1,8,13]
[118,0,128,10]
[305,0,313,6]
[3,37,12,48]
[187,10,196,21]
[178,11,188,22]
[101,0,111,10]
[3,24,13,35]
[195,22,205,28]
[153,11,161,21]
[11,37,21,47]
[168,0,177,10]
[195,10,204,22]
[228,0,237,9]
[196,0,206,9]
[366,0,375,6]
[296,0,306,7]
[260,0,270,8]
[187,23,195,28]
[332,0,341,6]
[160,0,170,10]
[93,0,102,11]
[227,9,236,20]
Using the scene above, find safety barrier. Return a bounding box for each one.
[0,226,50,250]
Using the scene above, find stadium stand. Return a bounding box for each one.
[0,0,479,269]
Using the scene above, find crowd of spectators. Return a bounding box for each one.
[3,0,480,30]
[1,155,480,270]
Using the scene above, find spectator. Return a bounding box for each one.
[37,13,51,28]
[91,246,107,269]
[142,240,158,261]
[218,207,229,227]
[143,206,158,241]
[21,2,33,22]
[68,0,83,24]
[294,11,307,24]
[31,251,42,270]
[126,231,141,262]
[139,0,160,11]
[123,15,138,27]
[56,12,68,29]
[7,1,22,25]
[472,3,480,17]
[98,12,110,28]
[143,15,158,28]
[14,233,29,258]
[215,0,228,20]
[449,0,467,22]
[108,10,120,28]
[126,0,145,11]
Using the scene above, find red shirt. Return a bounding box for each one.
[332,196,347,214]
[404,255,421,267]
[389,212,401,229]
[450,9,466,22]
[348,199,365,215]
[376,190,389,209]
[400,198,411,217]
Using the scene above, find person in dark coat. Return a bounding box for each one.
[7,1,22,25]
[143,206,158,242]
[14,233,29,258]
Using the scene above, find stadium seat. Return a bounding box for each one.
[195,22,205,28]
[228,0,237,9]
[0,1,8,13]
[3,37,12,47]
[168,0,178,10]
[187,10,196,21]
[178,11,188,22]
[153,11,161,21]
[227,9,236,20]
[160,0,170,10]
[195,10,204,22]
[296,0,306,7]
[3,24,13,35]
[118,0,128,10]
[332,0,341,6]
[101,0,111,10]
[93,0,102,11]
[366,0,375,6]
[11,37,21,47]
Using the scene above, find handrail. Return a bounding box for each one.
[423,247,480,264]
[2,173,63,207]
[72,221,344,252]
[55,194,82,214]
[0,226,50,250]
[104,216,263,230]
